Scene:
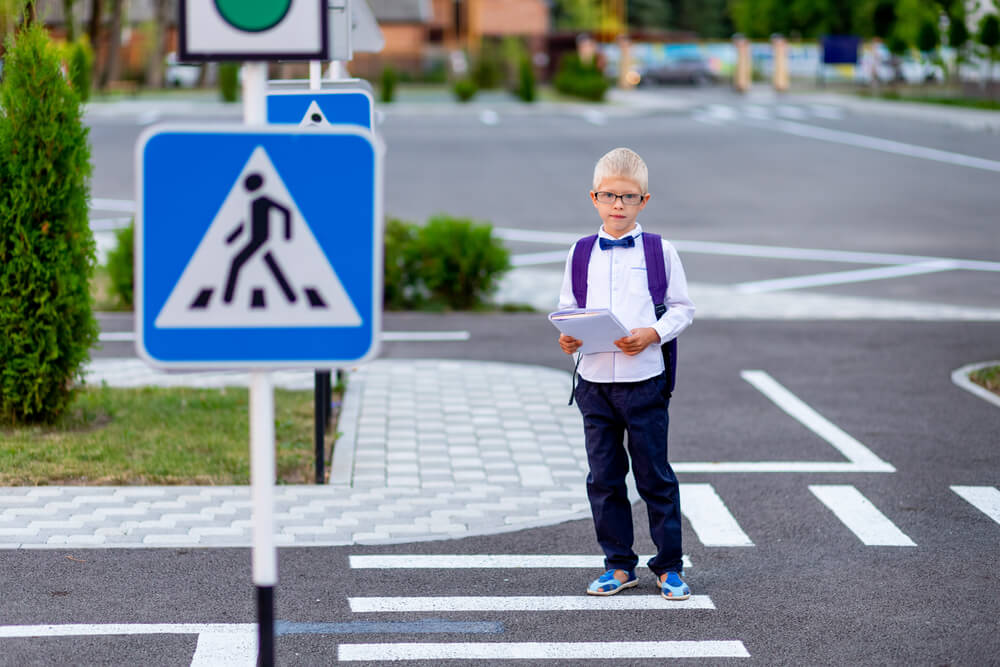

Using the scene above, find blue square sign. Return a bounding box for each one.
[135,125,382,369]
[267,88,374,129]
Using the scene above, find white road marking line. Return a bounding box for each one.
[338,641,750,661]
[743,104,771,119]
[0,623,254,637]
[348,595,714,612]
[735,259,960,294]
[479,109,500,125]
[493,226,1000,273]
[582,109,607,125]
[772,119,1000,173]
[97,331,471,343]
[775,105,808,120]
[951,361,1000,409]
[380,331,471,342]
[674,461,885,473]
[679,484,754,546]
[510,250,572,267]
[190,630,257,666]
[349,554,693,569]
[809,485,916,546]
[951,486,1000,526]
[706,104,739,120]
[809,104,845,120]
[89,198,136,212]
[741,371,895,472]
[98,331,136,342]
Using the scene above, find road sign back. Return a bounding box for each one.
[136,125,382,369]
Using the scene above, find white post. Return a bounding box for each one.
[328,60,348,81]
[241,60,276,667]
[309,60,322,90]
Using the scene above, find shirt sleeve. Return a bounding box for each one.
[652,240,695,344]
[557,244,578,311]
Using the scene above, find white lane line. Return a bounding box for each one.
[809,104,845,120]
[349,554,694,569]
[380,331,470,342]
[675,461,884,473]
[771,119,1000,173]
[582,109,607,126]
[493,226,1000,273]
[775,105,808,120]
[98,331,136,342]
[338,641,750,661]
[735,260,960,294]
[190,630,257,666]
[90,198,136,212]
[809,485,916,546]
[679,484,754,547]
[0,623,254,637]
[951,486,1000,526]
[348,595,714,612]
[742,371,895,472]
[97,331,471,343]
[479,109,500,126]
[510,250,571,267]
[951,361,1000,409]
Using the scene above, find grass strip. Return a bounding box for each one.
[0,385,339,486]
[969,365,1000,396]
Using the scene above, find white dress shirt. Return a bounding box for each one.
[558,223,695,383]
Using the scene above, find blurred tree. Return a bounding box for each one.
[144,0,171,88]
[0,0,27,41]
[552,0,602,30]
[100,0,122,87]
[978,13,999,91]
[946,4,970,85]
[62,0,74,40]
[627,0,671,29]
[86,0,99,50]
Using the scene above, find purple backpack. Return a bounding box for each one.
[571,232,678,397]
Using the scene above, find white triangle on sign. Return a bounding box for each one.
[155,146,362,329]
[300,100,331,127]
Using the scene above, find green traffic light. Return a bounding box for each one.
[214,0,292,32]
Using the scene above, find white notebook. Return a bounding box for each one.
[548,308,631,354]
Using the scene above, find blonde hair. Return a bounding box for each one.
[592,147,648,194]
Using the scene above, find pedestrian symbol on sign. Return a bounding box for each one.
[300,101,331,127]
[155,145,362,329]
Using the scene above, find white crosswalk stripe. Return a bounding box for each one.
[350,554,695,570]
[951,486,1000,525]
[680,484,755,546]
[348,595,715,612]
[809,485,916,546]
[338,641,751,661]
[692,103,845,125]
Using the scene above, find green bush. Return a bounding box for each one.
[453,77,478,102]
[219,62,240,102]
[0,24,97,424]
[383,216,511,311]
[553,52,609,101]
[68,39,93,102]
[380,65,397,103]
[382,217,420,310]
[105,220,134,309]
[515,56,536,103]
[472,43,504,89]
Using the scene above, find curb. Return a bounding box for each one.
[951,361,1000,409]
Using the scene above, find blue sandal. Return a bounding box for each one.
[659,571,691,600]
[587,569,638,596]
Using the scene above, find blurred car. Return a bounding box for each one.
[639,56,717,86]
[165,52,201,87]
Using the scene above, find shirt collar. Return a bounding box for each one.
[598,222,643,242]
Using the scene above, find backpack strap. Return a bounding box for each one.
[642,233,677,398]
[571,234,598,308]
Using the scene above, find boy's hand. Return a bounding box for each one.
[559,333,583,355]
[614,328,660,356]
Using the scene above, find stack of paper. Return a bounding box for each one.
[548,308,630,354]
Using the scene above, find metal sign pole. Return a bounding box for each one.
[243,61,277,667]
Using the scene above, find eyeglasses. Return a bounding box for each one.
[594,191,645,206]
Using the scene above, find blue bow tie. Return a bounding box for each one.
[599,235,636,250]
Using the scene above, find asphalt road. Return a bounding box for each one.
[4,87,999,665]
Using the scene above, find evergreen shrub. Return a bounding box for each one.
[515,56,536,102]
[553,53,609,101]
[382,216,511,311]
[453,77,478,102]
[380,65,397,103]
[219,62,240,102]
[68,39,93,102]
[105,220,134,309]
[0,25,97,424]
[472,43,504,89]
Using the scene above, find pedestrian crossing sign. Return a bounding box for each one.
[266,88,374,129]
[136,125,382,369]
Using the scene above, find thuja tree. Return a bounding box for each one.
[0,24,97,424]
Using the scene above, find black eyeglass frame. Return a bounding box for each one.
[593,191,646,206]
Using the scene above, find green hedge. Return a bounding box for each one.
[553,53,609,102]
[0,25,97,424]
[106,221,134,309]
[453,77,478,102]
[219,62,240,103]
[383,216,511,311]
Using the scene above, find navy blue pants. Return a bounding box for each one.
[574,372,684,576]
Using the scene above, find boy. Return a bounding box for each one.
[557,147,695,600]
